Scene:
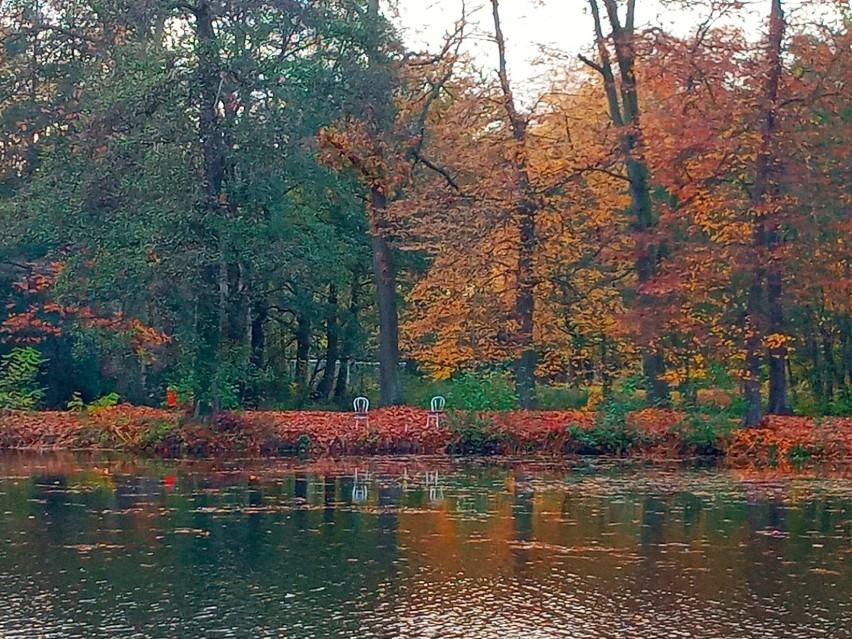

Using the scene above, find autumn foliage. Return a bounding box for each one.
[0,0,849,421]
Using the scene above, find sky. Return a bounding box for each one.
[390,0,789,93]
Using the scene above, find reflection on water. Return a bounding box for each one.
[0,454,849,639]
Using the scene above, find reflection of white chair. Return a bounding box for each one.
[352,469,369,502]
[426,395,446,428]
[353,396,369,427]
[425,470,443,502]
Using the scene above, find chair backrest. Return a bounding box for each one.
[430,395,446,412]
[353,396,369,414]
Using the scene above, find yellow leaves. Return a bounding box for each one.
[764,333,793,350]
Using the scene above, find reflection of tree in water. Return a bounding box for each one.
[324,475,336,525]
[639,495,667,551]
[509,471,536,579]
[0,468,404,638]
[0,462,850,638]
[512,472,535,542]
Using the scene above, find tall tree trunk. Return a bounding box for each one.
[317,285,339,401]
[370,188,404,406]
[360,0,404,407]
[743,268,765,427]
[742,0,786,426]
[192,0,227,415]
[491,0,538,408]
[514,201,537,408]
[583,0,669,406]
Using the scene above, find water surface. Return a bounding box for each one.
[0,455,849,638]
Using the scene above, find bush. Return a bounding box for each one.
[670,410,737,456]
[536,385,589,410]
[406,371,517,411]
[67,391,121,413]
[0,347,45,411]
[566,421,643,455]
[446,411,510,454]
[561,387,648,455]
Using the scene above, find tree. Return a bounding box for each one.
[487,0,540,408]
[320,4,465,405]
[580,0,670,405]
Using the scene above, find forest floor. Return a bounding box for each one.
[0,406,850,467]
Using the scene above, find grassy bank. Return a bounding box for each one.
[0,404,849,466]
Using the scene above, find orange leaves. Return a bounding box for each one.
[2,262,170,363]
[727,416,852,464]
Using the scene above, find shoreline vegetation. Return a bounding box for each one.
[1,405,849,467]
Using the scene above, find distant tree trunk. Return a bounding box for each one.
[841,318,851,404]
[805,317,822,403]
[767,264,792,414]
[583,0,669,406]
[743,0,787,426]
[370,188,404,406]
[192,0,228,415]
[335,279,360,400]
[249,298,266,370]
[295,313,311,405]
[491,0,538,408]
[317,285,339,401]
[821,325,835,402]
[241,297,267,408]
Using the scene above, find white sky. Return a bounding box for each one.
[390,0,809,95]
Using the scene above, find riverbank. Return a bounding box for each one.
[0,406,849,465]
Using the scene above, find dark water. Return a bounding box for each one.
[0,455,849,639]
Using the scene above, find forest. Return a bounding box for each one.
[0,0,849,425]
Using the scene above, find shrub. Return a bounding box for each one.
[536,385,589,410]
[452,371,517,410]
[670,410,737,456]
[566,422,642,455]
[0,347,45,411]
[446,411,509,454]
[67,391,121,413]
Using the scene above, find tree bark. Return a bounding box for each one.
[821,325,835,402]
[491,0,538,408]
[370,188,404,406]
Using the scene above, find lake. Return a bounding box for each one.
[0,454,849,638]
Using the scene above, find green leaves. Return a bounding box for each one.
[0,347,45,411]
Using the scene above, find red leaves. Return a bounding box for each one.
[728,416,852,465]
[1,407,848,464]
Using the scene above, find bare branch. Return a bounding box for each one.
[490,0,526,140]
[587,0,624,127]
[413,152,462,192]
[578,54,605,75]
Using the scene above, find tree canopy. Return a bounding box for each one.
[0,0,849,421]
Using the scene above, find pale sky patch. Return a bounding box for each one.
[390,0,817,98]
